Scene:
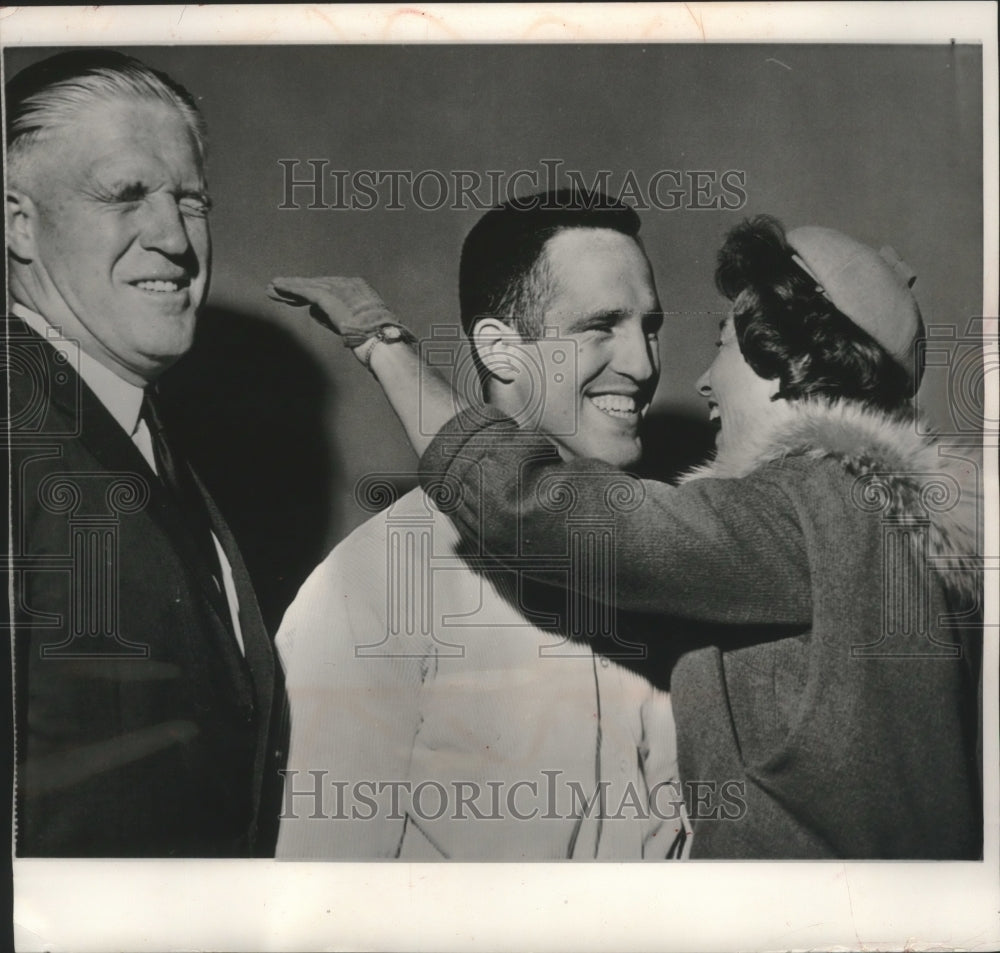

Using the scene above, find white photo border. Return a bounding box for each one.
[4,4,998,951]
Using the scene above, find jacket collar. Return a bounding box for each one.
[681,398,982,602]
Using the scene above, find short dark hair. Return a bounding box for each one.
[715,215,913,412]
[459,188,641,339]
[5,49,206,186]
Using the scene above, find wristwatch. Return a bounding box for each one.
[352,323,417,369]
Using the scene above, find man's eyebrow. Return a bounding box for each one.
[180,186,213,203]
[88,172,210,202]
[563,309,628,333]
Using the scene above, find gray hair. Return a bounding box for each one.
[5,50,207,186]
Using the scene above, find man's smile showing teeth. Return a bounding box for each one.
[589,394,640,417]
[133,279,186,293]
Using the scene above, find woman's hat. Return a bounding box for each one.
[787,226,925,387]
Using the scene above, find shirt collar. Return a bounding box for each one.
[12,303,147,437]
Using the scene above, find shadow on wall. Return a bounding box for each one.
[635,409,717,483]
[159,306,335,634]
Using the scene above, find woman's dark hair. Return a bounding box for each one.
[714,215,913,412]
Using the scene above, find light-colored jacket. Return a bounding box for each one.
[276,489,684,859]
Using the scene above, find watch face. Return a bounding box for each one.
[380,326,403,342]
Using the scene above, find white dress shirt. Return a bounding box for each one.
[13,303,245,654]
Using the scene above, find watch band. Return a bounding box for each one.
[352,324,417,369]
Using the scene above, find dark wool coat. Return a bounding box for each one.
[419,400,982,858]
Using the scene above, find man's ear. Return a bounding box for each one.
[472,317,523,384]
[6,188,39,262]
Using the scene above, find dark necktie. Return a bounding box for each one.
[140,389,230,613]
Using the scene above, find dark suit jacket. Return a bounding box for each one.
[5,316,287,857]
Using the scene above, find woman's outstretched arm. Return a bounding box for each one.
[417,409,814,625]
[268,275,458,456]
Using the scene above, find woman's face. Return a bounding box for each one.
[695,314,784,455]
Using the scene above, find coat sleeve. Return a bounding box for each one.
[419,410,813,626]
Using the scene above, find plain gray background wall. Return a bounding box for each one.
[4,43,985,626]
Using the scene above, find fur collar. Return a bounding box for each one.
[680,399,982,602]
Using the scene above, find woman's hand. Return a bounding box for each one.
[267,276,398,344]
[268,274,458,455]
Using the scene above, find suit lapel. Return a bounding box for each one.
[78,383,239,634]
[193,449,285,853]
[197,471,274,707]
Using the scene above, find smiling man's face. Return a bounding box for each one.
[12,94,211,384]
[514,227,662,469]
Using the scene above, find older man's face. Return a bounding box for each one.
[20,95,211,383]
